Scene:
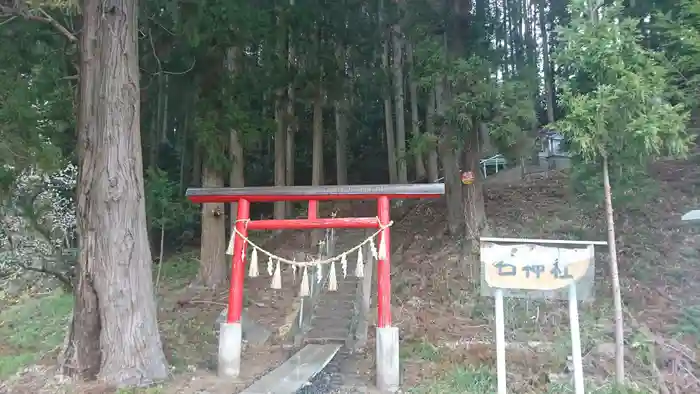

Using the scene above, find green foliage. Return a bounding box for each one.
[656,0,700,105]
[448,56,497,128]
[488,78,538,157]
[145,168,197,234]
[414,38,449,91]
[569,158,660,207]
[413,37,534,151]
[193,109,235,171]
[675,305,700,344]
[409,132,439,160]
[553,3,691,166]
[0,22,73,188]
[154,251,200,285]
[0,15,77,288]
[411,23,538,156]
[401,340,442,362]
[410,365,496,394]
[546,382,651,393]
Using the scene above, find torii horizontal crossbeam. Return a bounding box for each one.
[247,217,380,230]
[186,183,445,203]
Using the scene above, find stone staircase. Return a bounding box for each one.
[304,229,369,346]
[305,276,360,344]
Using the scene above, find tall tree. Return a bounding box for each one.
[63,0,169,384]
[197,53,229,287]
[380,0,398,183]
[274,19,287,220]
[227,47,245,236]
[393,25,409,183]
[539,0,555,124]
[553,2,691,383]
[335,44,349,185]
[425,88,440,182]
[406,42,427,181]
[285,1,297,216]
[199,164,226,286]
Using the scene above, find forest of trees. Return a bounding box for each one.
[0,0,698,387]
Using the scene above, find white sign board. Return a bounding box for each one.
[480,241,596,301]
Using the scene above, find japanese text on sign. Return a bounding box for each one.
[493,260,573,279]
[482,243,594,291]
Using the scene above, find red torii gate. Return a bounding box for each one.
[186,183,444,390]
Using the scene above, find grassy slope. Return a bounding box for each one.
[0,292,73,378]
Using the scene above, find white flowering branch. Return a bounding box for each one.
[0,163,77,288]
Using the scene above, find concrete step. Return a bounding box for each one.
[313,312,354,322]
[305,330,351,342]
[305,233,363,348]
[310,313,353,321]
[304,337,348,345]
[306,324,351,335]
[333,278,361,285]
[315,301,356,310]
[317,296,357,304]
[241,344,341,394]
[310,317,351,328]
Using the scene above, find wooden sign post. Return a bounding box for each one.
[480,237,605,394]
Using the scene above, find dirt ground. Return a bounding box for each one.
[3,156,700,393]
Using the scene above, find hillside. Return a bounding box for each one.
[391,160,700,392]
[2,156,700,393]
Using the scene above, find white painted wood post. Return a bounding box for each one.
[568,283,585,394]
[495,288,507,394]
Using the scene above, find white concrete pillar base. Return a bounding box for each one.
[376,326,400,392]
[218,322,242,378]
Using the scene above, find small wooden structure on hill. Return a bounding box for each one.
[538,129,571,170]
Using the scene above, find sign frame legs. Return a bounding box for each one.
[493,284,586,394]
[485,240,600,394]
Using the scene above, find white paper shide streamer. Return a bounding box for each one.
[341,253,348,278]
[299,266,310,296]
[232,219,393,294]
[316,262,323,283]
[355,248,364,277]
[225,233,235,255]
[369,237,379,260]
[378,232,387,260]
[248,247,259,277]
[328,260,338,291]
[267,256,274,276]
[271,259,282,289]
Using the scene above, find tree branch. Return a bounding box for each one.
[0,5,77,42]
[16,259,74,289]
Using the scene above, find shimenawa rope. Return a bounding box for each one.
[225,218,392,294]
